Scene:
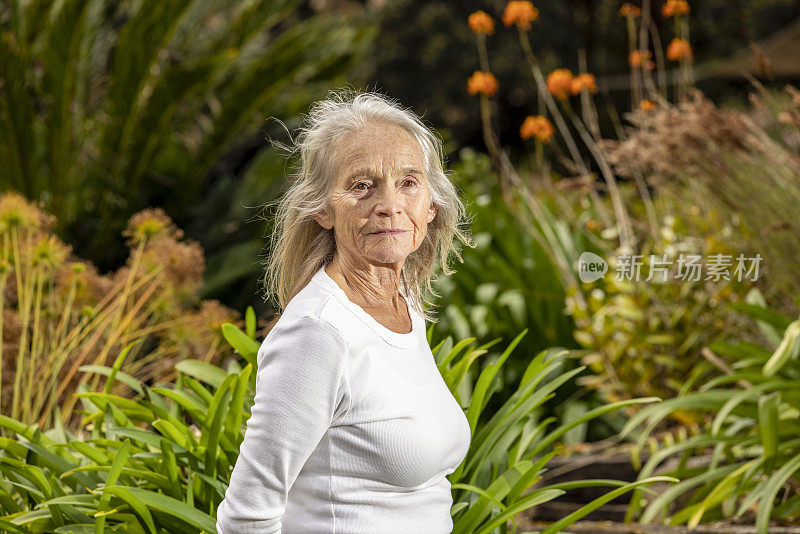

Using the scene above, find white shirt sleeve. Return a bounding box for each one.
[215,314,351,534]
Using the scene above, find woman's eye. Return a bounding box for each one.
[353,182,369,191]
[403,178,417,187]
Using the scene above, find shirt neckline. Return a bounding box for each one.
[310,264,421,349]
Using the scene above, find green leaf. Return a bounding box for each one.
[150,387,207,421]
[95,438,131,534]
[466,330,528,433]
[98,486,156,534]
[159,438,183,500]
[540,477,679,534]
[225,365,253,444]
[103,340,144,395]
[0,518,33,532]
[763,320,800,376]
[245,306,256,339]
[758,392,780,461]
[756,451,800,534]
[151,420,193,452]
[736,291,793,336]
[174,360,228,390]
[640,463,744,523]
[202,376,233,479]
[452,461,538,532]
[36,495,99,508]
[75,393,153,422]
[78,366,143,395]
[687,459,758,528]
[221,323,259,368]
[473,488,565,534]
[115,486,216,533]
[55,525,100,534]
[534,397,659,460]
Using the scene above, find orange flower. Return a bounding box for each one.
[502,1,539,30]
[520,115,554,142]
[640,99,657,111]
[570,73,597,95]
[662,0,689,17]
[468,10,495,34]
[629,50,649,67]
[467,71,499,96]
[666,38,693,61]
[618,3,642,17]
[547,68,574,100]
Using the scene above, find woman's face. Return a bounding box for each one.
[314,122,437,268]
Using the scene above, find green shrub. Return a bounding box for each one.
[0,307,671,533]
[603,86,800,309]
[432,327,674,533]
[569,210,755,404]
[622,290,800,533]
[434,150,628,445]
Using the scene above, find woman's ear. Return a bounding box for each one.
[314,208,334,230]
[427,202,437,224]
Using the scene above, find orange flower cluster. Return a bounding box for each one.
[467,71,499,96]
[571,72,597,94]
[618,3,642,17]
[520,115,554,142]
[662,0,690,17]
[468,10,495,34]
[546,69,598,99]
[546,68,574,100]
[640,99,657,111]
[629,50,655,70]
[502,1,539,30]
[666,38,693,61]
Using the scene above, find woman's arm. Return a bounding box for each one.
[215,314,350,534]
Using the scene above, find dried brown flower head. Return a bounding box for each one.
[600,89,762,185]
[0,192,55,233]
[140,235,205,291]
[123,208,184,248]
[24,234,72,269]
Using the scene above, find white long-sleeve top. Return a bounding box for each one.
[215,264,472,533]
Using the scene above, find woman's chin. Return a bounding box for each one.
[366,250,410,265]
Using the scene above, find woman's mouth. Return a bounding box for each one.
[371,229,407,236]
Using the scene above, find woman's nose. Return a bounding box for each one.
[373,185,403,215]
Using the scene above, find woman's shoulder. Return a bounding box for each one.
[264,284,349,353]
[256,309,350,379]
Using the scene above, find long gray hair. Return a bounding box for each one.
[261,87,474,323]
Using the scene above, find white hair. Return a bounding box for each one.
[260,86,475,323]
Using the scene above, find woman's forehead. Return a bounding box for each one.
[341,123,418,150]
[334,126,426,171]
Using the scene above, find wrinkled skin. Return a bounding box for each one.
[314,121,437,333]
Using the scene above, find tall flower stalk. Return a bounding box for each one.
[463,0,713,307]
[520,29,634,249]
[467,7,593,306]
[620,3,644,109]
[555,82,634,249]
[468,11,521,201]
[663,0,694,100]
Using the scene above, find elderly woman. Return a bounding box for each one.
[216,89,475,533]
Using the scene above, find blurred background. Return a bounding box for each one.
[4,0,799,313]
[2,0,800,531]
